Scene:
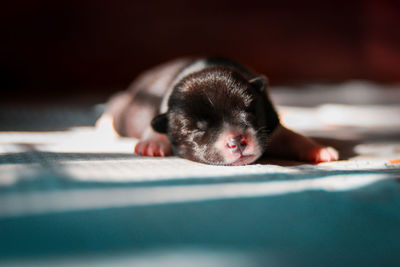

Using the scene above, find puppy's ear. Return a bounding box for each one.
[151,113,168,133]
[249,75,268,93]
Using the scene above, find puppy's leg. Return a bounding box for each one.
[267,125,339,163]
[134,127,172,157]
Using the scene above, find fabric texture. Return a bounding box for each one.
[1,81,399,266]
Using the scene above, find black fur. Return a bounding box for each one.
[151,58,280,164]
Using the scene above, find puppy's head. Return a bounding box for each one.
[151,67,279,165]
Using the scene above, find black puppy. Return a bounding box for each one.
[101,57,338,165]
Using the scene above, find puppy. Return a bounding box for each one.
[101,57,338,165]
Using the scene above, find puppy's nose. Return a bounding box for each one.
[227,135,247,154]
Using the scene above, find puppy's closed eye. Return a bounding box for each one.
[245,101,257,114]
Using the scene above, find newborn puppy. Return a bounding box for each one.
[102,57,338,165]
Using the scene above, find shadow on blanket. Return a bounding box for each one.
[0,82,399,266]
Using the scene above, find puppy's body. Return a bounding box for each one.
[106,58,193,138]
[103,57,338,165]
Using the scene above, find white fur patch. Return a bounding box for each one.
[160,60,208,113]
[173,59,208,87]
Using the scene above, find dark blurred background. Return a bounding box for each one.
[1,0,400,101]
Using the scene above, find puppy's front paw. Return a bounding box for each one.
[134,136,171,157]
[308,146,339,163]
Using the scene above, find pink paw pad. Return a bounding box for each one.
[134,140,171,157]
[310,146,339,163]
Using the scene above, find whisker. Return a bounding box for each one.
[203,88,215,110]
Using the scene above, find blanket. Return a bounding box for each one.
[1,81,399,266]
